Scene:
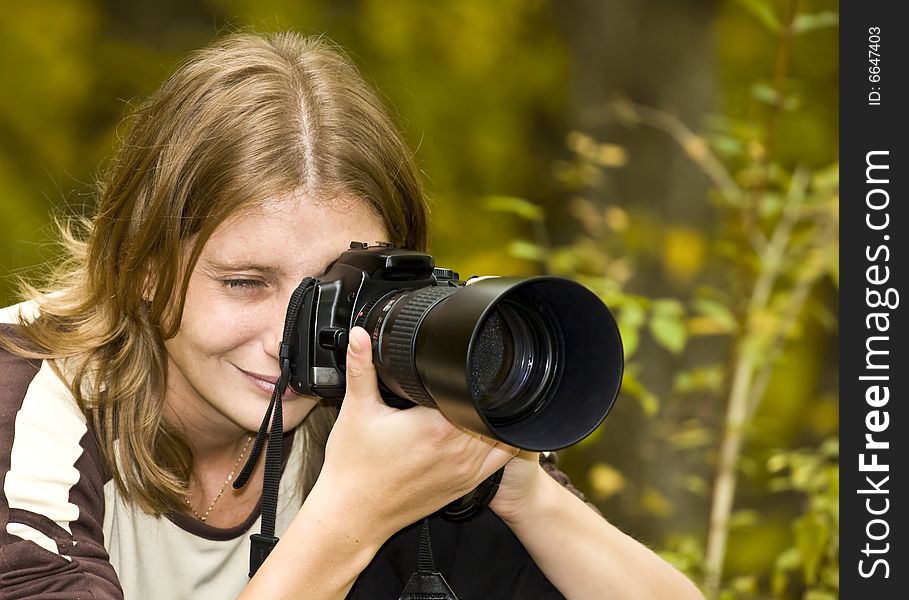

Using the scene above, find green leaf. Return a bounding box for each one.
[793,12,839,35]
[672,365,724,393]
[681,474,709,496]
[668,427,713,450]
[620,370,660,417]
[485,195,544,221]
[751,82,801,110]
[729,509,759,529]
[692,298,738,333]
[507,240,544,262]
[620,326,639,359]
[618,301,646,358]
[651,298,685,317]
[767,452,790,473]
[820,438,839,458]
[649,313,687,354]
[730,575,757,593]
[794,513,829,584]
[758,192,784,217]
[733,0,781,33]
[707,133,746,158]
[772,547,802,595]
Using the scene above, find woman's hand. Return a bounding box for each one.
[307,326,517,543]
[487,450,545,524]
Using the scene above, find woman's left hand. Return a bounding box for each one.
[487,449,545,524]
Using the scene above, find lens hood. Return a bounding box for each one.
[413,277,623,451]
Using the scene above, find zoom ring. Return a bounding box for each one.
[383,286,457,406]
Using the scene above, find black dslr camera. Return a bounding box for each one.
[285,242,623,452]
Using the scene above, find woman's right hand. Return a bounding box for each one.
[305,326,515,544]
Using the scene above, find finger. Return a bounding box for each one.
[478,444,520,479]
[344,326,382,404]
[494,440,521,457]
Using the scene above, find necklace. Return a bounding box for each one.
[184,435,254,523]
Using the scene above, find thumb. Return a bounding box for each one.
[344,326,382,403]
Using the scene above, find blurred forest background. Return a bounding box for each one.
[0,1,838,598]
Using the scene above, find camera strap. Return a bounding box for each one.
[233,278,317,578]
[397,517,459,600]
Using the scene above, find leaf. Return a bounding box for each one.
[672,365,725,393]
[767,452,790,473]
[620,370,660,417]
[603,205,630,231]
[618,301,646,358]
[507,240,544,261]
[566,132,628,167]
[792,12,839,35]
[751,82,801,110]
[662,227,706,281]
[729,509,759,528]
[485,195,544,221]
[733,0,781,33]
[668,427,713,450]
[587,462,626,500]
[594,144,628,167]
[758,192,784,218]
[681,474,709,496]
[708,133,746,158]
[637,390,660,417]
[820,438,839,458]
[640,486,674,518]
[730,575,757,593]
[772,547,802,595]
[649,313,687,354]
[621,326,640,359]
[794,513,829,584]
[652,298,685,317]
[775,547,802,571]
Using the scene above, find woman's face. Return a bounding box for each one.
[163,192,388,441]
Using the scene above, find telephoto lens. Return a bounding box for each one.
[361,277,623,452]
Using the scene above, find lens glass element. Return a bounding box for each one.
[468,297,559,425]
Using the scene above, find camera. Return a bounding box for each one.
[285,242,623,452]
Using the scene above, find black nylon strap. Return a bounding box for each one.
[416,518,436,573]
[233,278,317,576]
[398,518,459,600]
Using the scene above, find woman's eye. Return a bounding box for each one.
[222,279,266,290]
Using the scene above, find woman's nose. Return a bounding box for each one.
[263,295,291,361]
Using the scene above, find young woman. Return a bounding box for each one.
[0,31,704,599]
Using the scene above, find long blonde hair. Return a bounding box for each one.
[3,31,428,515]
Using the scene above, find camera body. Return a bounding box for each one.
[287,241,457,403]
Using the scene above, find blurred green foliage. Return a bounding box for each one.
[0,1,837,598]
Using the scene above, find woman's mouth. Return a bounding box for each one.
[237,367,298,399]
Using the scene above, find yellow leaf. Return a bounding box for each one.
[594,143,628,167]
[604,206,630,232]
[587,463,626,500]
[662,227,706,282]
[640,486,674,518]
